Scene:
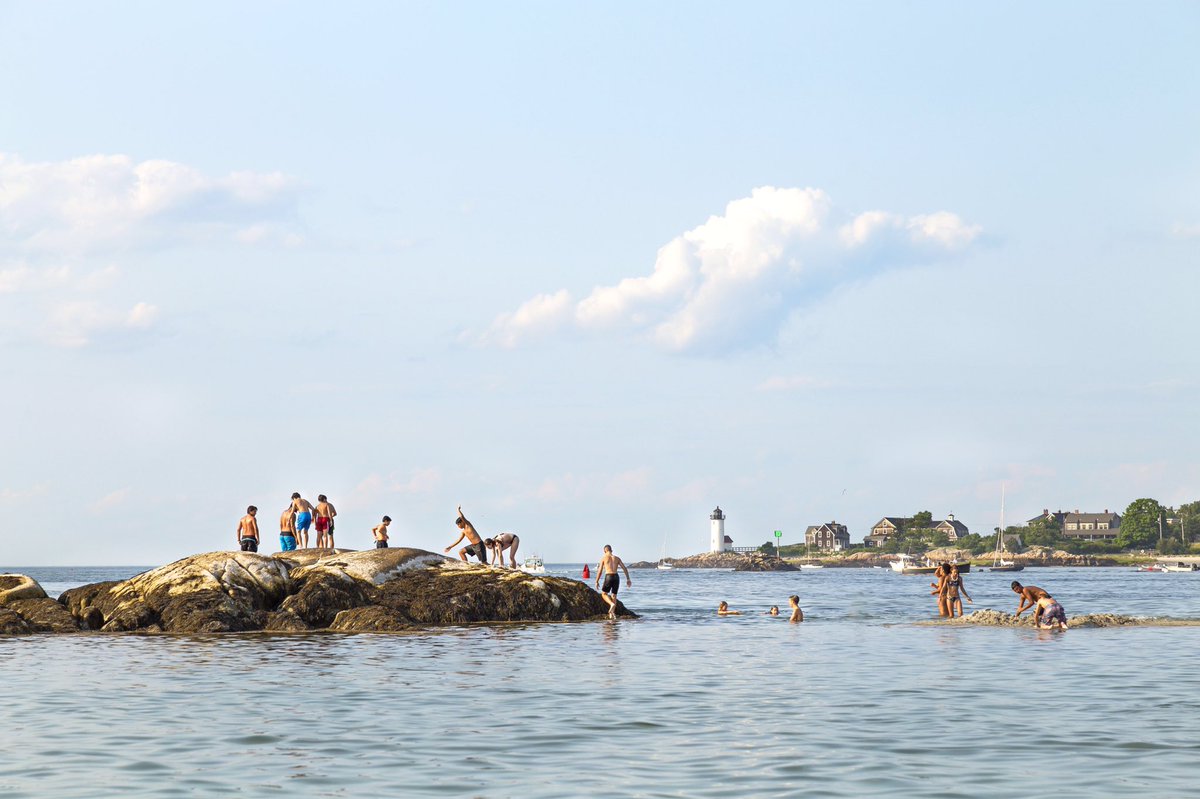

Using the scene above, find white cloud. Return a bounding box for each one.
[1170,222,1200,239]
[0,483,50,505]
[44,299,161,347]
[529,467,654,504]
[483,186,981,353]
[346,468,443,511]
[0,152,301,253]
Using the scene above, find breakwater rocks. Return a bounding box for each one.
[924,609,1200,628]
[0,549,634,635]
[632,552,798,571]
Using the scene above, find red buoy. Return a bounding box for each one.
[582,564,590,579]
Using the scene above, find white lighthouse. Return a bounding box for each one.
[710,506,728,553]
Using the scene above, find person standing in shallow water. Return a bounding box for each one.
[237,506,259,552]
[944,565,972,618]
[789,595,803,623]
[279,506,297,552]
[373,516,391,549]
[931,563,950,617]
[595,544,631,619]
[445,505,488,564]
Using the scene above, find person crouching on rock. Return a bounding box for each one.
[1035,595,1068,630]
[237,506,259,553]
[445,505,488,564]
[717,601,741,616]
[373,516,391,549]
[595,544,631,619]
[487,532,520,568]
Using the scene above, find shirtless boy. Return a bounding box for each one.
[1034,594,1069,630]
[314,494,337,548]
[373,516,392,549]
[291,493,315,548]
[279,506,297,552]
[486,532,520,568]
[1011,581,1050,617]
[445,505,488,564]
[595,544,631,619]
[237,506,259,553]
[788,594,803,623]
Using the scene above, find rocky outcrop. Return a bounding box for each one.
[0,573,48,604]
[662,551,799,571]
[927,609,1200,628]
[0,573,81,633]
[7,547,633,635]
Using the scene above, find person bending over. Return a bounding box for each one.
[1011,581,1050,616]
[445,505,488,564]
[487,532,520,568]
[1034,595,1069,630]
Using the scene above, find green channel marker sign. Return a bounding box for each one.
[774,530,782,538]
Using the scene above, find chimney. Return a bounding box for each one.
[1043,508,1048,515]
[1104,509,1108,514]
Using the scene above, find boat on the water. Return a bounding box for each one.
[1136,564,1165,572]
[519,555,545,574]
[800,563,825,570]
[656,560,674,570]
[890,554,970,574]
[988,486,1024,572]
[1159,562,1199,573]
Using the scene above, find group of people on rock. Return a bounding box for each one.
[234,493,392,553]
[717,596,803,622]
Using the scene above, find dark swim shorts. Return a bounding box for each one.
[465,543,488,564]
[240,537,258,553]
[375,540,389,549]
[602,573,620,594]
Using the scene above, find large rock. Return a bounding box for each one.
[666,551,798,571]
[59,552,292,633]
[16,547,635,635]
[0,574,47,604]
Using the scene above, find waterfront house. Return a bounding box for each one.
[805,521,851,551]
[1061,509,1120,541]
[864,514,969,546]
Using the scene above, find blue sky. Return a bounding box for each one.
[1,2,1197,565]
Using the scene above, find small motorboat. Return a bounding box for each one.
[800,563,825,570]
[1136,564,1165,572]
[519,555,546,574]
[1159,562,1199,573]
[656,560,674,571]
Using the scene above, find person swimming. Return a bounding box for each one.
[717,601,742,616]
[767,606,779,616]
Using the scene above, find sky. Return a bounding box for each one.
[1,1,1197,565]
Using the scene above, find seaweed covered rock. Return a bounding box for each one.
[59,552,292,633]
[931,609,1183,628]
[25,547,632,635]
[0,574,48,604]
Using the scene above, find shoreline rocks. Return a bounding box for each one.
[632,551,798,571]
[922,608,1200,628]
[5,548,635,635]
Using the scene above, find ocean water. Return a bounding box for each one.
[2,564,1199,798]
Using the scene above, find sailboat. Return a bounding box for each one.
[989,485,1024,572]
[657,532,674,570]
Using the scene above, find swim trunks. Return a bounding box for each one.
[280,534,297,552]
[464,543,488,564]
[315,516,331,533]
[295,512,312,532]
[1042,601,1067,626]
[602,573,620,594]
[240,537,259,553]
[375,540,389,549]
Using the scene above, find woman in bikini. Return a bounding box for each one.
[944,565,972,618]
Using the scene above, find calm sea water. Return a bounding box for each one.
[2,564,1199,798]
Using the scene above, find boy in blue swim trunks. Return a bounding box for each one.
[279,505,298,552]
[291,492,315,548]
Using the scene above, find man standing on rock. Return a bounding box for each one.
[279,505,297,552]
[314,494,337,549]
[237,506,259,553]
[291,493,316,548]
[445,505,488,564]
[595,544,631,619]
